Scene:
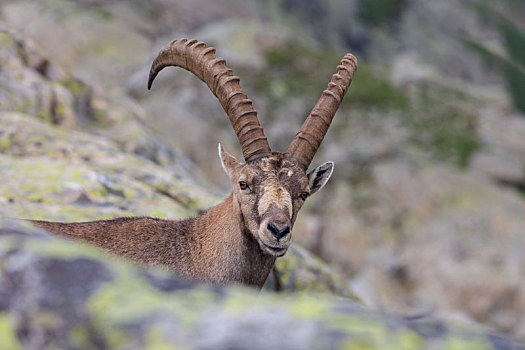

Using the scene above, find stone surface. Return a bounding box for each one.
[1,218,522,350]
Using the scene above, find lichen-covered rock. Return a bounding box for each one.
[265,245,361,301]
[0,218,522,350]
[0,112,215,221]
[0,29,77,127]
[0,28,193,172]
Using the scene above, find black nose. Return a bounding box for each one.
[267,222,290,240]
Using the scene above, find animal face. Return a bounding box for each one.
[219,144,333,257]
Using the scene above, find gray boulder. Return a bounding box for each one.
[1,219,522,350]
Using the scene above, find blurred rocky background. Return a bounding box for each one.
[1,0,525,344]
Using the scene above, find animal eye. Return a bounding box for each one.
[239,181,248,190]
[300,192,309,201]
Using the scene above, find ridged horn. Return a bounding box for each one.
[285,54,358,170]
[148,39,271,162]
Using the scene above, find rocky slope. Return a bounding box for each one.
[2,0,525,344]
[4,219,523,350]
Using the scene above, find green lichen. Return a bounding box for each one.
[94,108,106,122]
[123,187,136,199]
[0,138,11,150]
[0,314,22,350]
[275,251,296,287]
[167,286,224,327]
[0,32,16,47]
[53,102,67,123]
[223,288,263,315]
[70,325,93,349]
[340,338,376,350]
[274,246,361,301]
[290,296,330,319]
[87,265,217,327]
[24,236,109,261]
[87,269,150,324]
[334,315,425,350]
[105,328,128,349]
[395,330,424,350]
[86,271,226,344]
[62,78,85,96]
[71,323,127,349]
[444,337,492,350]
[36,112,53,124]
[146,325,182,350]
[86,186,109,199]
[331,315,389,338]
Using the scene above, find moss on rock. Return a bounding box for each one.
[266,245,361,301]
[0,220,520,349]
[0,314,22,350]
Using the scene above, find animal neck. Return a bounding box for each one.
[188,194,276,288]
[30,194,276,289]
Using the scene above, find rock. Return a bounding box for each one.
[470,108,525,187]
[0,112,214,221]
[1,218,522,350]
[0,30,78,128]
[470,153,524,186]
[390,53,436,87]
[1,0,149,88]
[0,28,201,176]
[265,245,360,300]
[353,160,525,336]
[371,0,503,85]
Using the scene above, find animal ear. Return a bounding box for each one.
[218,143,241,180]
[307,161,334,195]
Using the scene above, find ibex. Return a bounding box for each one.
[31,39,357,288]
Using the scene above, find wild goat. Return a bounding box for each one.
[32,39,357,288]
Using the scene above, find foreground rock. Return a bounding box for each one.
[1,219,522,350]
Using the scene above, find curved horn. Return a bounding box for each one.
[148,39,271,162]
[285,54,358,170]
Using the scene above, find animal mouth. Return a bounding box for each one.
[259,237,289,257]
